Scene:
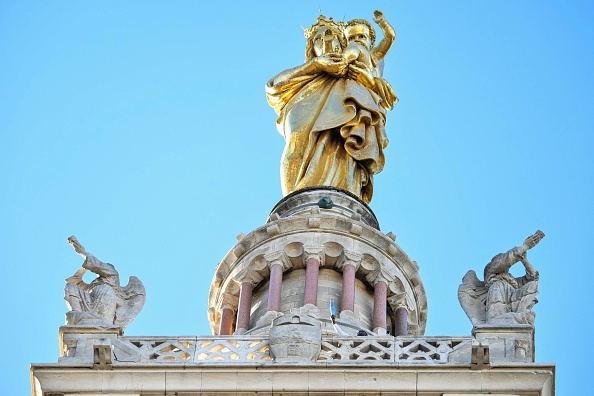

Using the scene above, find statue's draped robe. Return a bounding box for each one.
[266,73,388,203]
[64,256,119,325]
[483,247,539,324]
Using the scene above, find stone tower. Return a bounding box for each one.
[208,188,427,341]
[207,187,427,364]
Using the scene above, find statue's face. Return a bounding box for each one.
[312,27,342,57]
[346,24,371,49]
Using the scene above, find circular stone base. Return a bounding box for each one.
[268,187,380,229]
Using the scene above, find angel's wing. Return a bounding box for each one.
[458,270,488,326]
[115,276,146,331]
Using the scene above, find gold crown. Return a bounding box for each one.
[304,14,344,38]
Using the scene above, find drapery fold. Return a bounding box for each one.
[266,73,389,203]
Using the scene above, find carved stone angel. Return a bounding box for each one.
[458,231,544,326]
[64,236,146,331]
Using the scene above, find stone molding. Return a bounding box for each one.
[267,187,380,229]
[31,363,555,396]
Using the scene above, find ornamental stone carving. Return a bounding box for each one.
[64,236,146,332]
[458,231,544,326]
[269,309,322,363]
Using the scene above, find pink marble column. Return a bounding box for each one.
[267,263,284,312]
[341,263,356,312]
[372,280,388,332]
[395,307,408,336]
[219,307,235,336]
[236,282,253,332]
[303,256,321,306]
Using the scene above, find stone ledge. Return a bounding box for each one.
[31,364,555,396]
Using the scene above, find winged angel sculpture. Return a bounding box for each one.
[64,236,146,331]
[458,231,544,326]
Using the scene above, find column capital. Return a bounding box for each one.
[337,251,363,271]
[387,292,414,312]
[217,293,239,313]
[366,268,395,286]
[233,268,263,286]
[303,245,324,266]
[264,251,292,271]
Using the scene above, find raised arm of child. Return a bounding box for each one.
[373,10,396,61]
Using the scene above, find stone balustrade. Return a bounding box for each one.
[59,333,474,365]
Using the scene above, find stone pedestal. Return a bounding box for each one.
[59,325,122,364]
[268,187,380,229]
[473,324,535,363]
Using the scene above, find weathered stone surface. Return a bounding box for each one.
[64,237,145,332]
[459,231,544,327]
[269,311,322,363]
[57,330,483,367]
[267,187,380,229]
[31,363,555,396]
[208,190,427,337]
[473,324,535,363]
[58,325,122,368]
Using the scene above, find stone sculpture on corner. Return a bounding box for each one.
[458,230,544,326]
[64,236,146,331]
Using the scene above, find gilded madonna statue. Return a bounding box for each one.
[266,11,397,203]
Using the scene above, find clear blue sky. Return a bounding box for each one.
[1,1,592,394]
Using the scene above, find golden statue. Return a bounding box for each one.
[266,11,397,203]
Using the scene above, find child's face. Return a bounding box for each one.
[346,25,371,50]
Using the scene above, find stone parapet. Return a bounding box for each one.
[56,331,482,366]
